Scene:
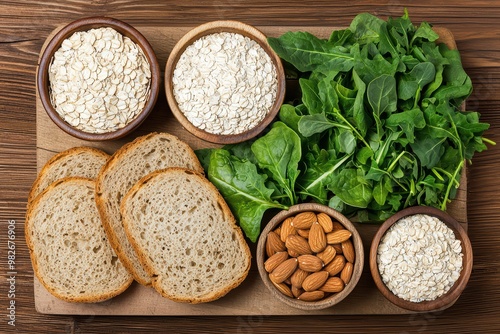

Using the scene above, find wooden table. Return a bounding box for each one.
[1,1,499,332]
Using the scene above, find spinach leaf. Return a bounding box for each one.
[386,108,426,143]
[349,12,384,45]
[411,130,446,168]
[267,31,355,73]
[367,74,397,140]
[298,112,338,137]
[397,62,435,102]
[352,70,370,136]
[368,74,398,116]
[251,122,302,205]
[297,150,351,203]
[300,78,323,115]
[207,149,287,242]
[328,168,373,208]
[412,21,439,44]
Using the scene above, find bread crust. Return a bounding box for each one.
[25,177,133,303]
[28,146,109,203]
[95,132,204,286]
[121,167,252,304]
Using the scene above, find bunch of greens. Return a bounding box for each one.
[197,10,493,242]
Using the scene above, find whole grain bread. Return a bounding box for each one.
[25,177,133,303]
[121,168,251,304]
[28,147,109,203]
[95,132,204,285]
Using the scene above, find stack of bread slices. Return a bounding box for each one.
[26,132,251,304]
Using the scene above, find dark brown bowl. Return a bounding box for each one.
[37,16,160,141]
[256,203,364,310]
[370,206,473,312]
[164,20,285,145]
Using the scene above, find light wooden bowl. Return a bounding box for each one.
[37,16,160,141]
[256,203,364,310]
[164,20,285,144]
[370,206,473,312]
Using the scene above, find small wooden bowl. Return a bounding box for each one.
[370,206,473,312]
[164,20,285,144]
[257,203,364,310]
[37,16,160,141]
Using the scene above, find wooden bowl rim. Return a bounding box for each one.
[369,206,473,312]
[164,20,286,145]
[256,203,364,310]
[37,16,160,141]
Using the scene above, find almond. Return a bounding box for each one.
[308,222,327,253]
[285,234,312,255]
[266,231,286,257]
[341,239,355,263]
[297,228,310,239]
[280,217,296,242]
[316,245,336,265]
[297,254,324,272]
[291,285,303,298]
[298,290,324,301]
[331,220,345,232]
[271,280,293,298]
[319,277,345,293]
[302,271,329,292]
[340,262,354,285]
[324,254,346,277]
[264,251,289,273]
[291,211,316,229]
[332,243,343,254]
[317,212,333,233]
[269,258,298,284]
[290,268,309,289]
[326,229,352,244]
[288,248,300,258]
[274,226,281,236]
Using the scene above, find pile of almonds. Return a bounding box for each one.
[264,211,356,302]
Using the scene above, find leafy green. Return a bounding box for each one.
[207,149,287,242]
[199,10,493,242]
[251,122,302,205]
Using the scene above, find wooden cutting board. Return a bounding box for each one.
[34,23,467,315]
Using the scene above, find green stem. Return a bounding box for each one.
[387,151,407,173]
[483,137,497,146]
[441,160,464,211]
[333,108,371,148]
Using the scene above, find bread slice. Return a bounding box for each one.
[121,168,251,304]
[25,177,133,303]
[95,132,204,286]
[29,147,109,203]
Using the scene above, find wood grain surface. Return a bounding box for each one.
[1,1,499,333]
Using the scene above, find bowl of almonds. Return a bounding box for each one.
[37,16,160,141]
[164,20,285,144]
[370,206,473,312]
[256,203,364,310]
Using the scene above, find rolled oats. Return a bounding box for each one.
[377,214,463,302]
[48,27,151,134]
[172,32,278,135]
